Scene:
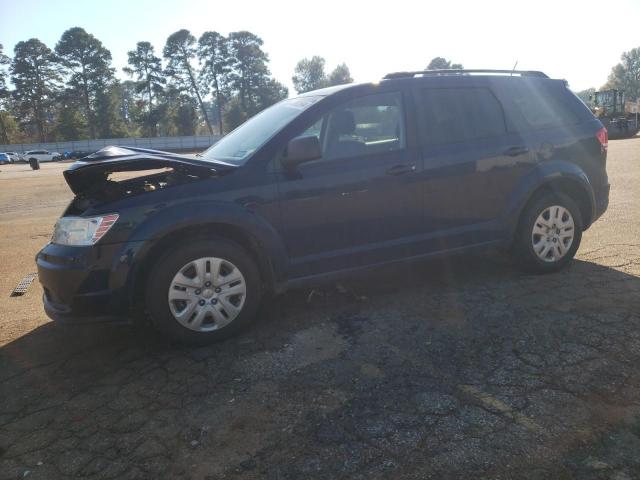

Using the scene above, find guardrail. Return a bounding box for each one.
[0,135,222,154]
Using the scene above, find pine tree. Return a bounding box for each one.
[55,27,116,138]
[164,29,213,134]
[11,38,60,142]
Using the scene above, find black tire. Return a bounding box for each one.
[29,158,40,170]
[145,238,262,344]
[512,192,583,273]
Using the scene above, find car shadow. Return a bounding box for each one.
[1,252,638,372]
[1,252,640,478]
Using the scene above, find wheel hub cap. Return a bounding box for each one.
[202,289,214,299]
[168,257,247,332]
[531,205,575,263]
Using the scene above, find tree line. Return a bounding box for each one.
[0,28,356,145]
[4,31,635,147]
[573,47,640,107]
[0,43,467,146]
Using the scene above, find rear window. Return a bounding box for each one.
[502,81,584,130]
[418,87,506,145]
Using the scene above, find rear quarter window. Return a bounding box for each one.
[501,80,588,131]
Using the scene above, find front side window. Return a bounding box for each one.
[419,87,506,145]
[201,96,322,165]
[303,92,406,161]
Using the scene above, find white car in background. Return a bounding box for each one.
[5,152,25,162]
[25,150,62,162]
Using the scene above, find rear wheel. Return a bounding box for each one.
[512,192,582,273]
[145,239,262,344]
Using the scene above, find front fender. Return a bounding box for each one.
[121,200,289,292]
[503,160,595,237]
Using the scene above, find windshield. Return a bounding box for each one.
[200,96,323,165]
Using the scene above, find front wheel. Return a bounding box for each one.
[512,192,583,273]
[145,239,262,344]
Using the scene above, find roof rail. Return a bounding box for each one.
[382,69,549,80]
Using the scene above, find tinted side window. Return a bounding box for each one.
[419,88,506,145]
[503,81,582,130]
[317,92,406,161]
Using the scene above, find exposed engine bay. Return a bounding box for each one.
[67,168,206,214]
[61,146,235,215]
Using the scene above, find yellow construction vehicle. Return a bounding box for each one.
[591,89,639,139]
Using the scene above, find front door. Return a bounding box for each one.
[276,90,423,279]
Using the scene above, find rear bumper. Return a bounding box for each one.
[592,182,610,224]
[36,241,143,324]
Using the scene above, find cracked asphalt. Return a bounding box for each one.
[1,137,640,479]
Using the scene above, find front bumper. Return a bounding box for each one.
[36,241,143,324]
[42,293,126,324]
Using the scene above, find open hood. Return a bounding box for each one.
[63,146,234,195]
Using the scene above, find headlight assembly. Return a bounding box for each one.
[51,214,119,246]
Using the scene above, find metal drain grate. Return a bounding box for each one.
[10,273,38,297]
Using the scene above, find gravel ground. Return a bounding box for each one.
[0,138,639,479]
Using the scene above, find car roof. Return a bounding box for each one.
[297,70,558,98]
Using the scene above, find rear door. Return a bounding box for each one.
[275,90,424,278]
[415,85,534,249]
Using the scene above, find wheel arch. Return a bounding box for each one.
[526,177,593,226]
[127,222,281,313]
[123,199,290,314]
[505,162,596,243]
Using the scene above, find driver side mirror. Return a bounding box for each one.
[281,135,322,169]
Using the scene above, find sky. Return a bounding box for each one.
[1,0,639,95]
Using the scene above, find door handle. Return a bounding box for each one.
[385,164,416,176]
[503,146,529,157]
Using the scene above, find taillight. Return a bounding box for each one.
[596,127,608,152]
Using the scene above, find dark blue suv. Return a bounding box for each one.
[37,69,610,344]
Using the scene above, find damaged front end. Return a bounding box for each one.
[37,146,238,323]
[63,145,233,214]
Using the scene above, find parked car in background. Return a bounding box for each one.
[37,69,610,344]
[25,150,62,162]
[0,153,10,164]
[5,152,25,163]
